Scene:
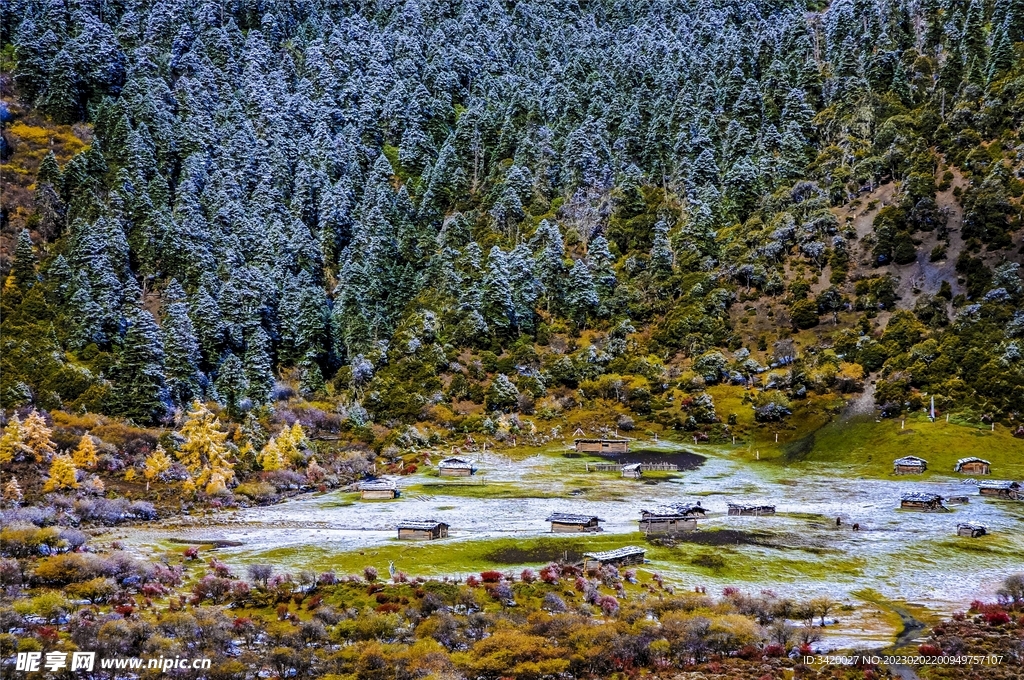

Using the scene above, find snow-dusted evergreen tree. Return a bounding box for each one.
[162,279,204,405]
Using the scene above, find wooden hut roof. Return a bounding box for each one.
[546,512,602,524]
[583,546,646,561]
[978,480,1020,490]
[358,478,397,491]
[640,503,706,519]
[621,463,643,471]
[955,456,990,469]
[894,456,928,465]
[574,437,629,443]
[727,503,777,512]
[901,492,942,502]
[438,457,475,468]
[396,520,449,531]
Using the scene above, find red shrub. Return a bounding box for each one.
[183,547,199,560]
[918,644,942,657]
[375,603,401,613]
[983,610,1011,625]
[736,644,760,660]
[466,575,481,587]
[480,570,503,583]
[763,643,786,658]
[366,583,384,594]
[520,568,537,583]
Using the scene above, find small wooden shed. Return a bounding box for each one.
[574,438,629,453]
[900,492,947,511]
[954,457,991,475]
[438,457,476,477]
[547,512,603,533]
[639,503,706,534]
[582,546,646,570]
[359,478,398,499]
[727,503,777,516]
[978,480,1021,499]
[397,520,449,540]
[957,522,987,538]
[894,456,928,475]
[621,463,643,479]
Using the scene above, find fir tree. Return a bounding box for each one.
[650,220,674,277]
[162,279,205,405]
[486,374,520,412]
[12,230,38,289]
[71,434,99,470]
[214,352,248,416]
[108,308,170,423]
[43,454,79,492]
[565,259,600,326]
[244,327,276,406]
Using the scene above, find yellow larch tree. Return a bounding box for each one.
[23,410,57,463]
[143,445,172,490]
[43,454,79,492]
[258,437,285,471]
[0,415,29,464]
[72,435,99,470]
[176,401,234,489]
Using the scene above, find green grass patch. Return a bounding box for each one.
[782,413,1024,479]
[404,481,562,499]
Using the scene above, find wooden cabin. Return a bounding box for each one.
[438,457,476,477]
[582,546,646,570]
[894,456,928,475]
[396,520,449,540]
[957,522,987,538]
[574,438,629,453]
[546,512,603,533]
[978,480,1021,499]
[954,457,991,475]
[621,463,643,479]
[900,492,947,511]
[946,495,970,505]
[639,503,706,534]
[727,503,776,516]
[359,478,398,499]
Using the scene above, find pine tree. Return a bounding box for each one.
[0,415,29,464]
[162,279,204,405]
[143,445,172,488]
[72,434,99,470]
[39,46,82,123]
[12,230,37,289]
[587,236,618,303]
[43,454,79,492]
[176,401,232,488]
[23,410,56,463]
[3,477,23,505]
[214,353,248,416]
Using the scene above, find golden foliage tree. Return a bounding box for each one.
[143,445,172,489]
[23,410,57,462]
[43,454,79,492]
[176,402,233,488]
[258,437,285,471]
[71,435,99,469]
[0,414,30,464]
[3,477,23,504]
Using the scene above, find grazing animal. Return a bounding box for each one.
[853,523,860,531]
[836,517,842,526]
